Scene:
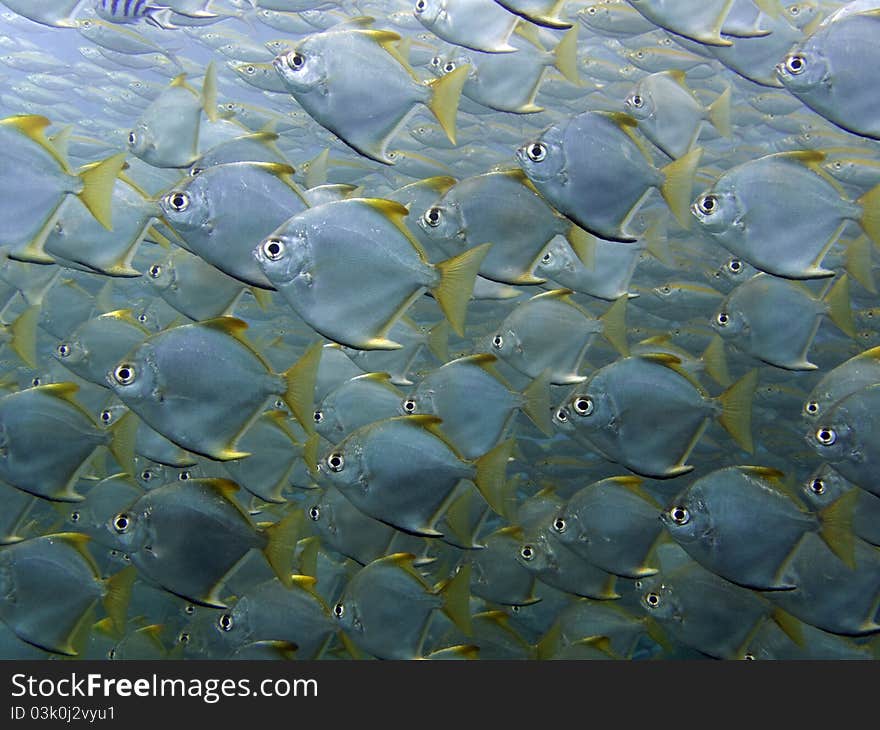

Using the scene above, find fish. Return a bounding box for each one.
[712,274,855,370]
[108,477,302,607]
[807,383,880,496]
[106,317,321,460]
[636,543,806,659]
[0,533,134,655]
[333,553,471,659]
[692,151,880,279]
[488,290,629,384]
[318,415,512,534]
[160,162,307,290]
[254,198,489,349]
[417,168,594,285]
[662,465,856,590]
[777,10,880,140]
[53,309,152,388]
[554,355,757,477]
[400,353,552,458]
[549,475,664,578]
[0,115,124,256]
[273,27,469,163]
[0,383,132,502]
[127,65,217,168]
[624,71,731,159]
[94,1,178,30]
[517,111,701,242]
[414,0,522,53]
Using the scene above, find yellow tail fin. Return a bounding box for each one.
[521,370,553,436]
[660,147,702,228]
[717,369,757,453]
[263,509,304,589]
[434,243,491,336]
[78,152,126,230]
[426,65,470,144]
[282,341,323,434]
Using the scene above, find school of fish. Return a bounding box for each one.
[0,0,879,661]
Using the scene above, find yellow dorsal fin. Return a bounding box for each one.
[495,525,525,540]
[37,382,80,400]
[638,352,682,366]
[248,161,296,177]
[50,532,100,575]
[607,111,638,129]
[200,477,241,501]
[3,114,70,172]
[360,197,410,218]
[289,574,319,595]
[200,316,249,338]
[531,288,575,302]
[666,69,687,85]
[352,371,393,384]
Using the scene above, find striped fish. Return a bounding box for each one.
[94,0,176,28]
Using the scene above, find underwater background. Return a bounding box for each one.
[0,0,878,660]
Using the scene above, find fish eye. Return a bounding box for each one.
[668,506,690,525]
[127,131,136,145]
[555,407,569,423]
[573,396,594,416]
[552,517,566,533]
[541,251,552,264]
[804,401,819,416]
[715,312,730,327]
[70,511,80,523]
[629,94,643,108]
[184,604,195,615]
[113,513,131,533]
[286,52,305,70]
[430,56,441,68]
[809,478,825,495]
[414,0,427,12]
[137,314,148,323]
[56,343,70,358]
[327,452,345,472]
[520,545,535,561]
[526,142,547,162]
[178,632,190,644]
[190,167,203,177]
[644,592,661,608]
[100,409,113,424]
[744,653,756,660]
[491,334,503,349]
[403,398,416,413]
[333,602,344,618]
[178,471,191,481]
[31,377,41,387]
[113,363,136,386]
[245,65,255,74]
[697,194,718,215]
[658,285,671,295]
[785,54,806,75]
[423,207,442,227]
[443,61,455,73]
[217,613,234,632]
[815,427,836,446]
[313,410,323,423]
[166,192,190,212]
[726,258,743,273]
[148,264,162,278]
[308,506,320,521]
[262,238,285,261]
[141,469,153,481]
